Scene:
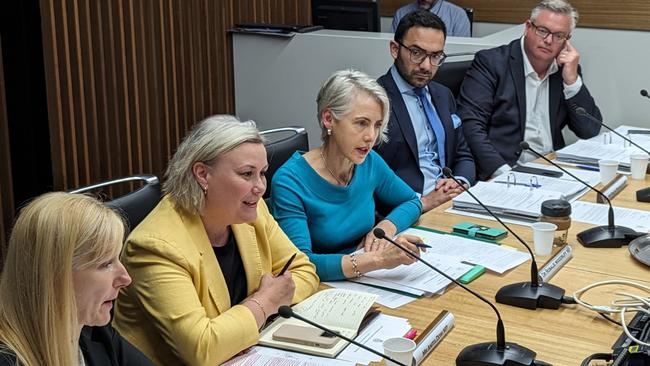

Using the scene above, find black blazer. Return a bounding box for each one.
[375,70,476,194]
[457,39,602,180]
[0,325,154,366]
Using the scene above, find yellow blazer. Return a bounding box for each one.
[113,196,319,366]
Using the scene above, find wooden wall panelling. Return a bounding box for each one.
[0,36,14,257]
[39,0,311,196]
[381,0,650,32]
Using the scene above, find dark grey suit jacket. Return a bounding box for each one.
[457,39,601,180]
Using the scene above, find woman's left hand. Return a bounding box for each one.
[362,220,397,252]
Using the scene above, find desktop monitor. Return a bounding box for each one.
[311,0,380,32]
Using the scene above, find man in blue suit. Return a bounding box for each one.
[376,10,475,212]
[458,0,601,180]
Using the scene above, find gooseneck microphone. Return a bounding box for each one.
[519,141,637,248]
[641,89,650,100]
[442,168,565,311]
[572,105,650,157]
[572,105,650,204]
[277,306,408,366]
[374,228,544,366]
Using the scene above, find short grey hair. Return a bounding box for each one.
[316,69,390,144]
[531,0,579,30]
[163,115,264,215]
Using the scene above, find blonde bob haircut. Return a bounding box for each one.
[316,69,390,145]
[163,115,264,216]
[0,192,125,366]
[531,0,579,30]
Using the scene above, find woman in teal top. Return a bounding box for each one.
[271,69,423,281]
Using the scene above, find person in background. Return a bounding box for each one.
[376,10,475,212]
[392,0,471,37]
[271,69,424,282]
[457,0,601,180]
[0,192,154,366]
[113,116,319,366]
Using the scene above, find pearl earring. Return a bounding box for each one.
[327,128,332,136]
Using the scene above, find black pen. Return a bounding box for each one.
[415,243,431,249]
[277,253,297,276]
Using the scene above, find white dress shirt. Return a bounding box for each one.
[491,37,583,177]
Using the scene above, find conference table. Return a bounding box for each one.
[375,165,650,365]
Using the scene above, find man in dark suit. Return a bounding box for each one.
[458,0,601,180]
[376,10,475,212]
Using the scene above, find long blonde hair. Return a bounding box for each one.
[0,192,125,366]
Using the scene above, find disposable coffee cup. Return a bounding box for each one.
[531,222,557,256]
[630,153,649,180]
[598,159,618,185]
[383,337,416,366]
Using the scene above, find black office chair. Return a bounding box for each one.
[69,175,162,231]
[432,58,473,98]
[260,127,309,199]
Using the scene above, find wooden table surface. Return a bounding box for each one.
[378,171,650,365]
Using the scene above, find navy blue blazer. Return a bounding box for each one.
[457,39,601,180]
[0,325,154,366]
[375,70,476,194]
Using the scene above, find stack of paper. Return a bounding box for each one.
[452,181,564,221]
[555,125,650,171]
[355,254,473,296]
[327,228,530,306]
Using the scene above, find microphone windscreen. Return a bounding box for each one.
[519,141,530,150]
[278,305,293,318]
[373,228,386,239]
[442,167,454,178]
[642,89,648,97]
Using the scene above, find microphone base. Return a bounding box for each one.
[456,342,537,366]
[495,282,565,310]
[636,187,650,202]
[577,225,637,248]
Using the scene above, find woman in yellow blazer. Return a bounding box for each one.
[113,115,319,366]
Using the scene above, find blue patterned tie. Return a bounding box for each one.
[414,87,446,168]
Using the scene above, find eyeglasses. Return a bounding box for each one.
[396,41,447,66]
[529,21,571,43]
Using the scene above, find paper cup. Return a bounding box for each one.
[383,337,415,366]
[532,222,556,256]
[630,153,649,180]
[598,159,618,185]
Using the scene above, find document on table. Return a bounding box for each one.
[492,171,588,201]
[359,254,472,295]
[555,139,631,169]
[222,346,354,366]
[349,276,428,297]
[402,228,531,274]
[600,125,650,155]
[524,162,601,186]
[452,181,564,220]
[323,280,418,309]
[571,201,650,232]
[337,314,412,365]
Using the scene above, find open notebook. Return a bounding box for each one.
[258,288,378,358]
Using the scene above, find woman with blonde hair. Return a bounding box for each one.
[0,192,153,366]
[113,115,319,366]
[270,69,424,281]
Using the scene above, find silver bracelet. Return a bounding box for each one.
[349,253,363,278]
